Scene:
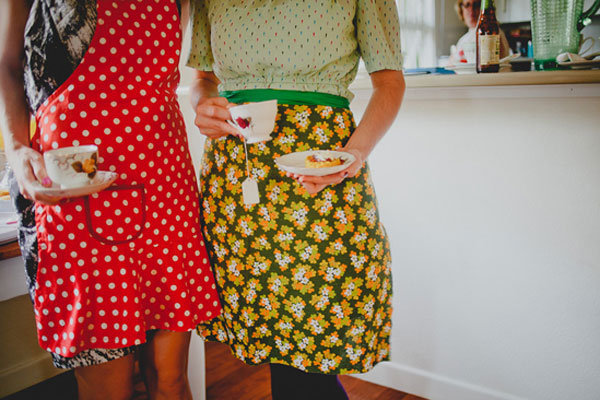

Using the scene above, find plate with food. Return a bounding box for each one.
[275,150,355,177]
[32,171,118,198]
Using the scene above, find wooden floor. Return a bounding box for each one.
[4,341,426,400]
[204,341,426,400]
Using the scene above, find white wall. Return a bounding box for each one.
[349,86,600,400]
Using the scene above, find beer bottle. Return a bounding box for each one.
[476,0,500,73]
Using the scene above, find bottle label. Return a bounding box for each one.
[479,34,500,65]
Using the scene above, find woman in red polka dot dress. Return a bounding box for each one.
[0,0,220,398]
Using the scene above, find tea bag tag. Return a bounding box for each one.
[242,178,260,205]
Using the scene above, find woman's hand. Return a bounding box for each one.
[7,145,61,205]
[193,96,240,139]
[286,148,364,195]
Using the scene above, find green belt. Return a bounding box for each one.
[220,89,350,109]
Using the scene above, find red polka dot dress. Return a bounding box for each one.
[30,0,221,358]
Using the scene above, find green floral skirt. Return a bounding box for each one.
[198,103,392,374]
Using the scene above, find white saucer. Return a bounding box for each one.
[34,171,118,198]
[275,150,355,177]
[557,59,600,70]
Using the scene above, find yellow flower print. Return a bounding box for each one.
[317,258,347,283]
[358,202,378,228]
[314,189,338,216]
[224,287,241,313]
[227,236,247,259]
[285,105,312,132]
[276,315,295,339]
[364,261,382,290]
[252,323,272,339]
[348,321,367,344]
[225,257,245,287]
[284,296,307,319]
[290,264,316,294]
[291,353,312,371]
[249,342,272,364]
[329,300,353,330]
[315,350,342,373]
[226,141,245,163]
[273,249,296,271]
[308,122,333,145]
[316,105,334,119]
[220,197,238,221]
[333,204,356,235]
[274,336,294,356]
[292,331,317,354]
[293,241,320,264]
[333,111,352,139]
[325,237,347,256]
[235,215,258,238]
[213,218,229,241]
[305,314,330,336]
[265,180,291,205]
[267,273,289,297]
[251,234,272,251]
[259,292,281,320]
[201,197,217,224]
[242,279,262,304]
[273,225,296,251]
[225,165,244,193]
[320,331,340,348]
[310,284,334,311]
[341,276,363,300]
[247,254,272,277]
[212,150,228,172]
[257,203,280,231]
[283,201,310,228]
[356,295,376,320]
[349,251,369,273]
[349,226,369,251]
[344,343,365,365]
[209,175,224,197]
[249,159,271,182]
[274,126,298,153]
[342,181,363,206]
[307,219,333,242]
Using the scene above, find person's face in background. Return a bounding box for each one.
[461,0,481,29]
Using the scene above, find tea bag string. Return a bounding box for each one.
[243,138,250,179]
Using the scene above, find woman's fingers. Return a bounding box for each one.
[194,97,240,138]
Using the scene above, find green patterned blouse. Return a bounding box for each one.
[187,0,403,101]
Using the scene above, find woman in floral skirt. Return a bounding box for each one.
[188,1,405,398]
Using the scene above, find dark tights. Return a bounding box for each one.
[269,363,349,400]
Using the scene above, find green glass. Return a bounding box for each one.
[531,0,600,70]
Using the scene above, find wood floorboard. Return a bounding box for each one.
[205,341,428,400]
[3,340,427,400]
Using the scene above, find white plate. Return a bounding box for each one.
[33,171,118,198]
[557,59,600,69]
[0,212,18,244]
[275,150,355,177]
[446,63,476,74]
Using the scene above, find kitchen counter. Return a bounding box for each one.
[351,69,600,91]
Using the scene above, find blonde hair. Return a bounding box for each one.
[455,0,465,22]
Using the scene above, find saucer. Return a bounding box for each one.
[275,150,355,177]
[34,171,118,198]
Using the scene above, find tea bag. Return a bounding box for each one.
[242,140,259,205]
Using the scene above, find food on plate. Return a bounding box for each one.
[0,189,10,201]
[305,153,344,168]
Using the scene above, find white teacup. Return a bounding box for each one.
[44,145,99,188]
[228,100,277,143]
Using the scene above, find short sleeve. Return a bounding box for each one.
[355,0,403,73]
[186,0,214,71]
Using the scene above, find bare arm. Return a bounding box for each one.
[190,70,238,139]
[292,69,406,195]
[0,0,58,204]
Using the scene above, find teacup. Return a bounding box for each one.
[44,145,99,188]
[228,100,277,143]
